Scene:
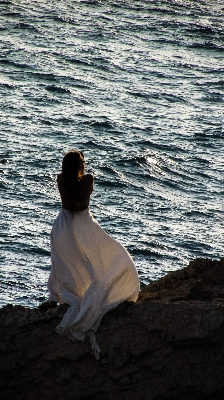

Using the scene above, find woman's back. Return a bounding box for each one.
[57,173,94,212]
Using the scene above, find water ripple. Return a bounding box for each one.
[0,0,223,308]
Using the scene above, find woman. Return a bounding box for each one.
[40,150,139,358]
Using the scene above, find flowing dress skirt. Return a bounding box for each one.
[48,207,140,358]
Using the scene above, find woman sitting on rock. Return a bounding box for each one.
[39,150,139,358]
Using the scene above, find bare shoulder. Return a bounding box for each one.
[83,173,94,184]
[80,174,94,193]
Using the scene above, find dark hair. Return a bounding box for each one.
[61,150,84,212]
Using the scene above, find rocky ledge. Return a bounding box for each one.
[1,258,224,400]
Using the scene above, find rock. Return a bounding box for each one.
[1,258,224,400]
[138,257,224,303]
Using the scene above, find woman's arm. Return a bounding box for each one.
[83,173,94,195]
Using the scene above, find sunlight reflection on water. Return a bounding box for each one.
[0,0,223,307]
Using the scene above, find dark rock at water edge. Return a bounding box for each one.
[1,258,224,400]
[139,257,224,304]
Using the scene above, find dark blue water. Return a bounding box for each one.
[0,0,223,308]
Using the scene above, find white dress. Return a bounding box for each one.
[48,207,140,358]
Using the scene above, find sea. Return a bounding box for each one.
[0,0,223,308]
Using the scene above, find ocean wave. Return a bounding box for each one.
[0,59,32,69]
[45,85,71,94]
[128,91,188,104]
[0,0,223,307]
[137,140,187,154]
[26,72,58,82]
[130,248,164,258]
[189,41,224,51]
[13,22,40,32]
[82,120,115,130]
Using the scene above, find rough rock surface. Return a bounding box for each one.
[1,258,224,400]
[139,257,224,303]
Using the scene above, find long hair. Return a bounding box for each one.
[61,150,84,212]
